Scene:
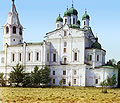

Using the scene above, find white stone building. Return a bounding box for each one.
[0,1,118,87]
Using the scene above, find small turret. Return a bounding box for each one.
[82,9,90,28]
[56,14,63,29]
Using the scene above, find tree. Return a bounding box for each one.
[22,73,31,87]
[9,63,25,87]
[59,78,63,86]
[40,66,51,85]
[106,59,116,66]
[107,74,117,87]
[30,66,41,86]
[22,66,51,87]
[0,73,6,87]
[100,80,108,93]
[100,74,117,93]
[117,61,120,87]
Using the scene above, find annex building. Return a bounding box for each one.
[0,0,118,87]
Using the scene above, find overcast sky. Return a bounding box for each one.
[0,0,120,62]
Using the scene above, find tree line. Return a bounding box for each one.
[0,63,51,87]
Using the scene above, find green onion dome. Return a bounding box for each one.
[82,11,90,20]
[64,7,78,17]
[77,20,80,25]
[91,38,102,49]
[56,14,63,22]
[64,10,71,17]
[68,7,78,16]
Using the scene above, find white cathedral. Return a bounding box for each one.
[0,0,118,87]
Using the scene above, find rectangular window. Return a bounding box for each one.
[57,24,59,28]
[47,53,49,62]
[84,21,86,25]
[74,79,76,84]
[63,79,66,84]
[64,48,66,53]
[90,55,92,61]
[65,19,67,24]
[53,71,55,75]
[19,53,22,61]
[12,53,15,62]
[97,55,99,61]
[64,42,67,47]
[63,70,66,75]
[74,53,77,61]
[73,18,75,24]
[74,70,77,75]
[53,79,55,84]
[64,58,67,64]
[95,79,98,84]
[28,53,31,61]
[64,31,67,36]
[88,55,92,61]
[70,18,71,24]
[53,53,56,62]
[36,52,39,61]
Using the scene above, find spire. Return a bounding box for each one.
[59,13,60,17]
[12,0,15,4]
[85,8,87,14]
[72,0,74,7]
[5,0,21,26]
[67,6,68,10]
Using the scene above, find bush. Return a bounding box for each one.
[0,73,6,87]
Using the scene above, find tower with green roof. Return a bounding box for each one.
[56,14,63,29]
[82,10,90,28]
[63,3,79,26]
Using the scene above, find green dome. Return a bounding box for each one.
[56,14,63,22]
[68,7,78,16]
[64,10,71,17]
[64,7,78,17]
[77,20,80,25]
[82,11,90,20]
[91,38,102,49]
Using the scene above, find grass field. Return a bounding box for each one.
[0,87,120,103]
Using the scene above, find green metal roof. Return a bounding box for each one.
[82,11,90,20]
[64,7,78,17]
[64,10,71,17]
[56,14,63,22]
[91,38,102,49]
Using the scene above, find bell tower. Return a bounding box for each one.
[3,0,23,49]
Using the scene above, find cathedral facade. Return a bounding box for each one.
[0,1,118,87]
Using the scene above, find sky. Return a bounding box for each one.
[0,0,120,62]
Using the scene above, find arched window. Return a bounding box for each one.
[74,52,77,61]
[13,26,16,34]
[84,21,86,25]
[97,55,99,61]
[64,31,67,36]
[57,24,59,28]
[65,19,67,24]
[64,57,67,64]
[12,53,15,62]
[6,26,9,34]
[19,28,22,35]
[1,57,4,63]
[64,42,67,47]
[70,18,71,24]
[73,18,75,24]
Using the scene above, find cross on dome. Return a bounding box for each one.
[72,0,74,7]
[12,0,15,3]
